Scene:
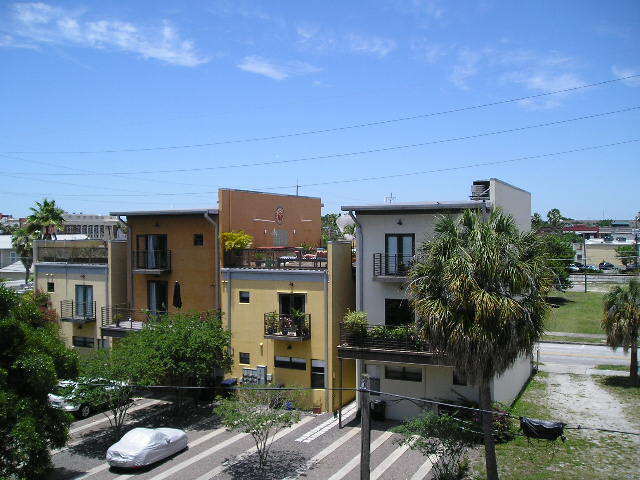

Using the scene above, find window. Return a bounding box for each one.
[385,365,422,382]
[274,356,307,370]
[385,299,414,327]
[311,360,325,388]
[72,336,95,348]
[136,234,168,269]
[385,234,415,274]
[239,352,250,364]
[75,285,93,317]
[97,339,109,349]
[148,280,168,312]
[279,293,305,315]
[239,291,250,303]
[193,233,204,246]
[453,367,467,386]
[47,282,55,293]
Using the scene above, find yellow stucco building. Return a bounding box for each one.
[222,241,356,412]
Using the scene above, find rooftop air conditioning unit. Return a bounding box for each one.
[470,180,490,200]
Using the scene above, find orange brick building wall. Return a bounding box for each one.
[218,189,322,248]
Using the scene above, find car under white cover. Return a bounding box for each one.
[106,427,188,468]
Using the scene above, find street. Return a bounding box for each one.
[537,342,630,368]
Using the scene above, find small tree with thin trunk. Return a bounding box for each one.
[11,227,34,283]
[602,279,640,384]
[214,387,302,474]
[409,209,551,480]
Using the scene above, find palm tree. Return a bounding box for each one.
[409,209,551,480]
[602,279,640,384]
[27,199,65,240]
[11,227,34,283]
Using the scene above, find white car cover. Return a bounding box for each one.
[106,428,188,468]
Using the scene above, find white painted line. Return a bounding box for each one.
[70,463,111,480]
[70,399,165,435]
[196,415,316,480]
[115,426,229,480]
[409,457,436,480]
[296,402,358,443]
[326,430,394,480]
[371,441,412,480]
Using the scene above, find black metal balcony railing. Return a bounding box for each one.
[132,250,171,271]
[373,253,414,277]
[101,306,167,336]
[264,313,311,340]
[226,248,328,270]
[60,300,96,322]
[339,323,432,353]
[37,246,108,264]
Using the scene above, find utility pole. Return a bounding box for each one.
[296,178,300,196]
[583,236,588,293]
[359,373,371,480]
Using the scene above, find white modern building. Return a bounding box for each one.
[339,178,533,420]
[61,214,124,240]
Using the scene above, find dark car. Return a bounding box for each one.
[598,262,616,270]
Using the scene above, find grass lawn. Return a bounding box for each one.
[546,291,605,334]
[594,364,630,371]
[470,371,639,479]
[596,376,640,425]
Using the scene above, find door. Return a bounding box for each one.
[148,281,168,313]
[137,235,167,268]
[75,285,93,318]
[279,293,306,315]
[385,234,415,274]
[274,229,288,247]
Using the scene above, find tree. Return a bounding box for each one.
[0,285,79,480]
[615,245,638,267]
[393,411,479,480]
[0,223,16,235]
[531,212,545,231]
[11,227,34,283]
[539,233,576,290]
[221,231,253,251]
[597,219,614,227]
[602,279,640,384]
[322,213,341,245]
[214,387,302,473]
[546,208,564,232]
[26,199,65,240]
[408,209,551,480]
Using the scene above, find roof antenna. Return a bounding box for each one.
[384,192,396,204]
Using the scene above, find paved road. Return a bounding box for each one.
[50,402,433,480]
[537,342,630,367]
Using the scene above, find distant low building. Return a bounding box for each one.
[61,214,124,240]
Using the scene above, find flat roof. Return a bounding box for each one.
[110,208,218,217]
[341,200,489,213]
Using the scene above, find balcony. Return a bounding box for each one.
[337,323,436,364]
[37,245,107,264]
[59,300,96,323]
[132,250,171,274]
[264,313,311,341]
[225,248,327,270]
[101,306,166,337]
[373,253,413,281]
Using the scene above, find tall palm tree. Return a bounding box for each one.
[602,279,640,384]
[409,208,551,480]
[11,227,34,283]
[27,199,65,240]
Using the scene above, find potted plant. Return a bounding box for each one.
[221,231,253,267]
[290,308,306,336]
[265,311,279,335]
[342,310,368,346]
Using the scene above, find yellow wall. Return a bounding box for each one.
[127,214,218,312]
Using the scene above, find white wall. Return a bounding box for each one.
[490,178,531,232]
[492,354,532,404]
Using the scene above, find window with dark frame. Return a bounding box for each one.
[47,282,55,292]
[239,352,250,364]
[72,336,95,348]
[193,233,204,246]
[311,360,325,388]
[384,233,415,275]
[453,367,467,386]
[274,356,307,370]
[239,291,250,303]
[384,299,414,326]
[385,365,422,382]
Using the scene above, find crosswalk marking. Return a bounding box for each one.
[326,430,394,480]
[115,426,229,480]
[371,441,412,480]
[195,415,316,480]
[409,457,436,480]
[296,402,357,443]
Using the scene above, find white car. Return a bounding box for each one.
[48,381,93,418]
[106,428,188,468]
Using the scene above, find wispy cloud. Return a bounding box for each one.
[3,2,208,67]
[237,55,321,80]
[386,0,445,20]
[612,65,640,87]
[296,25,397,58]
[410,39,449,63]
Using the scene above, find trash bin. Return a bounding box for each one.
[370,399,386,421]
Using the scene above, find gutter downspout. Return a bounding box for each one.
[348,211,364,406]
[117,215,132,310]
[204,212,222,311]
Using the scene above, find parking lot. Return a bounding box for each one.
[50,400,434,480]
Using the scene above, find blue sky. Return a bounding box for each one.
[1,0,639,219]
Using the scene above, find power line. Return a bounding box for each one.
[5,106,639,177]
[5,74,638,155]
[1,138,635,198]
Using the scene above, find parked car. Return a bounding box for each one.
[583,265,600,272]
[623,264,640,273]
[567,264,581,273]
[106,428,188,468]
[598,262,616,271]
[48,380,93,418]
